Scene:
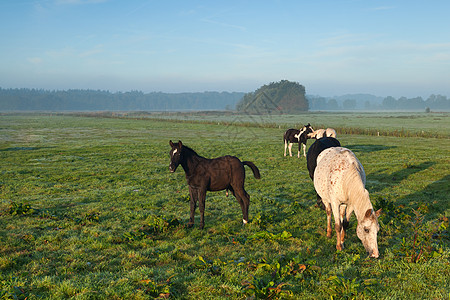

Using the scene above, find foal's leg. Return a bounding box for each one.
[316,193,325,210]
[302,143,307,157]
[324,201,333,238]
[288,143,293,156]
[342,206,353,243]
[284,140,287,156]
[339,205,347,245]
[188,186,198,228]
[198,189,207,229]
[233,187,250,224]
[331,202,343,251]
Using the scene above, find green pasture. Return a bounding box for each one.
[0,114,449,299]
[139,111,450,138]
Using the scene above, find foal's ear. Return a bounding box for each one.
[178,140,182,147]
[375,208,382,217]
[169,140,174,147]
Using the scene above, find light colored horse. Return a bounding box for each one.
[313,147,381,258]
[309,128,337,139]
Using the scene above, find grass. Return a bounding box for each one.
[0,114,449,299]
[104,111,450,138]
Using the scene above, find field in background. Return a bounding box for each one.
[0,114,449,299]
[71,111,450,138]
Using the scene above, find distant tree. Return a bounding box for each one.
[343,99,356,110]
[327,99,339,110]
[308,96,327,110]
[426,94,449,110]
[236,80,308,113]
[382,96,397,110]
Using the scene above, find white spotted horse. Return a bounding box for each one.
[283,123,314,158]
[313,146,381,258]
[169,140,261,229]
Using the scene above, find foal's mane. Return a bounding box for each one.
[181,144,200,157]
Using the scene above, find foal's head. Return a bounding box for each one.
[356,206,382,258]
[169,140,183,173]
[298,123,314,139]
[302,123,314,135]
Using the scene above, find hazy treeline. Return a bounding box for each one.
[0,88,245,111]
[1,87,449,112]
[308,94,450,111]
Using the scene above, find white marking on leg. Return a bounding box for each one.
[289,143,293,156]
[284,140,287,156]
[303,144,307,157]
[243,219,248,224]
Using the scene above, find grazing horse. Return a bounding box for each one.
[169,140,261,229]
[306,137,341,209]
[283,124,314,157]
[309,128,337,139]
[313,147,381,258]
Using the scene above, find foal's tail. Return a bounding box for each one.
[243,161,261,179]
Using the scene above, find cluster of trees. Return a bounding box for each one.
[236,80,308,113]
[0,88,245,111]
[308,94,450,111]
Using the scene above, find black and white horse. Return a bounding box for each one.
[283,124,313,157]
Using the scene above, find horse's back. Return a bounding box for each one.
[206,155,246,191]
[284,128,299,142]
[314,147,365,203]
[326,128,337,138]
[306,137,341,180]
[314,129,325,139]
[312,128,337,139]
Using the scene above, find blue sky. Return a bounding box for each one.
[1,0,449,97]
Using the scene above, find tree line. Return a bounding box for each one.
[1,87,448,112]
[308,94,450,111]
[0,88,245,111]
